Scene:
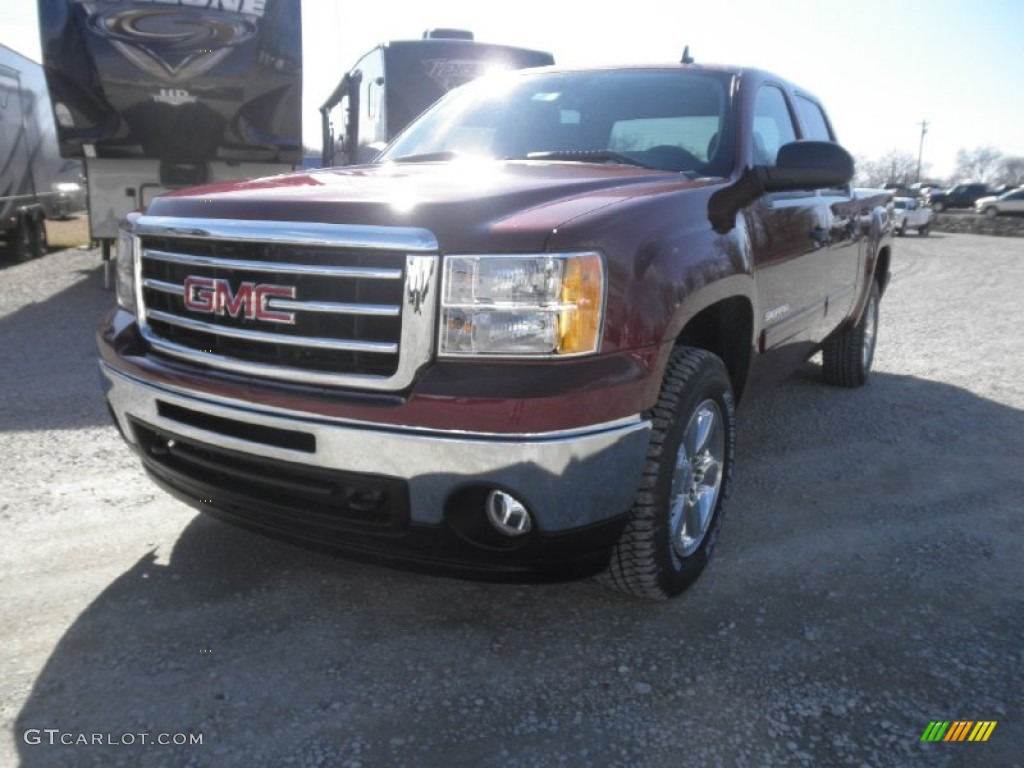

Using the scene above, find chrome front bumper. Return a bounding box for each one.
[101,362,651,533]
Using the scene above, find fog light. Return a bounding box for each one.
[485,491,532,536]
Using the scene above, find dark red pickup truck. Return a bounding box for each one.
[99,63,892,599]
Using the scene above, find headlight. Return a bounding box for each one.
[115,227,137,313]
[440,252,604,356]
[55,182,81,193]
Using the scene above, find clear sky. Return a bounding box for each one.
[4,0,1023,179]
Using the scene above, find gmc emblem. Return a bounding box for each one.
[183,276,297,325]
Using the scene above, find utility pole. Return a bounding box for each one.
[916,119,929,182]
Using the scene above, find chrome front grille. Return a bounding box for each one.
[132,216,438,391]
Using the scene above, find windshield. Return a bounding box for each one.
[377,69,735,176]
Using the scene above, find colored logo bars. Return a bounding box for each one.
[920,721,997,742]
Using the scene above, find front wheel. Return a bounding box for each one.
[983,206,998,219]
[822,281,880,388]
[932,201,945,212]
[600,347,736,600]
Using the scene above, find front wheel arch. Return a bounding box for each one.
[673,295,754,403]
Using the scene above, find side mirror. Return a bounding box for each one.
[755,140,854,193]
[707,140,855,235]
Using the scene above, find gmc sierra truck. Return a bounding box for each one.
[99,62,892,600]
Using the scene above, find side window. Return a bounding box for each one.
[752,85,797,167]
[357,50,386,156]
[327,93,349,165]
[794,95,833,141]
[794,93,849,195]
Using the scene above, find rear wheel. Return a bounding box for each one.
[30,216,48,258]
[932,201,945,212]
[601,347,736,600]
[9,217,33,263]
[918,224,930,236]
[822,281,880,388]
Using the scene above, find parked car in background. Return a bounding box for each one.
[924,182,992,212]
[915,183,945,200]
[975,187,1024,218]
[883,183,919,199]
[892,196,932,235]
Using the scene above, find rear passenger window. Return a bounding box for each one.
[795,95,833,141]
[752,85,797,166]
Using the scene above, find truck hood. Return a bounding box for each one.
[145,161,711,252]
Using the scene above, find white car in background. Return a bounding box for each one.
[975,188,1024,218]
[892,196,932,235]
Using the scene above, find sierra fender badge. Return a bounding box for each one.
[763,304,791,323]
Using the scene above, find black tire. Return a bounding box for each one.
[30,216,48,259]
[898,219,908,236]
[983,206,998,220]
[918,224,930,236]
[822,281,880,388]
[600,347,736,600]
[9,217,33,263]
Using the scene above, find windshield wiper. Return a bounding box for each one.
[523,150,655,169]
[387,150,466,164]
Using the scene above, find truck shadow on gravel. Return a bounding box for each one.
[14,369,1024,767]
[0,263,112,432]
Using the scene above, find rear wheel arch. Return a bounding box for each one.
[873,245,891,296]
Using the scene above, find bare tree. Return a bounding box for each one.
[994,156,1024,188]
[952,146,1003,183]
[854,150,919,188]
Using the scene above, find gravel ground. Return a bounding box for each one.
[2,233,1022,767]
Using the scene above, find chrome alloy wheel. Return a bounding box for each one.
[669,399,725,560]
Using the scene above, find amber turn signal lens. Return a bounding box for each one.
[557,253,603,355]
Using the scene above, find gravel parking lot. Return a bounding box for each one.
[2,232,1022,767]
